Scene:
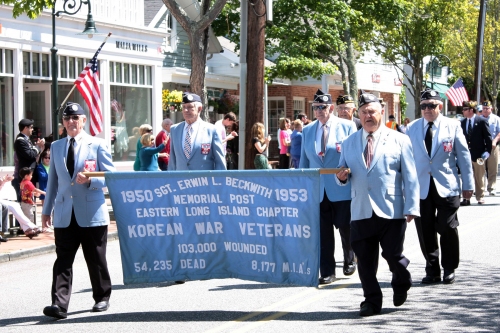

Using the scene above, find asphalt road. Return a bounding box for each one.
[1,194,500,332]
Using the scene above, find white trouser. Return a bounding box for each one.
[0,199,37,231]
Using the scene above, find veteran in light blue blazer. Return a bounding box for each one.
[406,89,473,286]
[42,102,115,319]
[299,89,357,285]
[168,93,226,171]
[337,93,419,317]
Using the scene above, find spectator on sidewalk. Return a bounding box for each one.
[290,119,303,168]
[20,167,45,224]
[36,149,51,206]
[155,118,173,171]
[0,174,42,239]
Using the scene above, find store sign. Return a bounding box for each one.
[116,41,148,52]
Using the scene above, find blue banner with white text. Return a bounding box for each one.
[105,169,321,287]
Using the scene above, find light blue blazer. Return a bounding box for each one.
[299,117,357,202]
[406,115,474,199]
[338,126,420,221]
[42,132,115,228]
[168,120,226,171]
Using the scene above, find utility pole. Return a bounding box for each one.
[244,0,266,169]
[474,0,487,101]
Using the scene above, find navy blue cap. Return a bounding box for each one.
[313,89,332,104]
[336,95,355,105]
[62,102,85,116]
[358,93,380,108]
[420,89,442,101]
[182,92,202,104]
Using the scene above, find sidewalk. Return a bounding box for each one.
[0,200,118,263]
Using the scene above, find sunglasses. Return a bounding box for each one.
[63,115,80,121]
[420,103,439,110]
[44,157,50,159]
[312,105,329,111]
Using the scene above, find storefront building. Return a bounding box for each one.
[0,2,164,171]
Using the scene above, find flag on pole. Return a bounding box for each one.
[75,33,111,136]
[445,78,469,106]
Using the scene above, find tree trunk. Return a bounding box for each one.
[244,0,266,170]
[344,28,358,100]
[188,29,209,119]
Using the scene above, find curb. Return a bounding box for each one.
[0,231,119,263]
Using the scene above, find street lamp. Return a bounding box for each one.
[51,0,99,140]
[429,54,452,89]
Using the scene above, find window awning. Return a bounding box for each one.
[425,82,448,100]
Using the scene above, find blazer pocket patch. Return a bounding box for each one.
[351,189,356,198]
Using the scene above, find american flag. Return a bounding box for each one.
[75,33,111,135]
[445,78,469,106]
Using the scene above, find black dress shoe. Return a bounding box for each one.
[319,275,336,284]
[92,301,110,312]
[421,275,441,284]
[460,199,470,206]
[443,270,455,284]
[393,292,407,307]
[175,280,186,284]
[359,302,380,317]
[0,236,8,242]
[43,305,67,319]
[343,261,357,276]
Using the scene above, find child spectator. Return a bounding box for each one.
[290,119,303,169]
[19,167,45,225]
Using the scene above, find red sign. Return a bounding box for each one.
[372,74,381,83]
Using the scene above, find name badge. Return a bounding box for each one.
[84,159,97,171]
[336,142,342,153]
[201,143,211,155]
[442,140,453,153]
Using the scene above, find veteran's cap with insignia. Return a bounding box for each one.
[463,100,478,109]
[358,93,380,108]
[182,92,202,104]
[336,95,355,105]
[313,89,332,104]
[420,89,442,101]
[62,102,85,116]
[482,100,492,107]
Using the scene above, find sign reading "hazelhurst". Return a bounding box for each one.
[116,41,148,52]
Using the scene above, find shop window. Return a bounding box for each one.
[267,98,286,159]
[60,56,67,78]
[0,77,15,166]
[110,85,152,162]
[69,57,76,79]
[109,61,115,82]
[124,63,130,84]
[78,58,85,73]
[139,65,145,85]
[42,54,49,77]
[147,66,152,85]
[115,62,122,83]
[32,53,40,76]
[23,52,30,75]
[131,64,137,84]
[5,50,13,74]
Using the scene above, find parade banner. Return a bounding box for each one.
[105,169,320,287]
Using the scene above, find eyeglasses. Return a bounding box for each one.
[420,103,439,110]
[337,107,353,112]
[312,105,329,111]
[462,107,470,111]
[63,115,80,121]
[44,157,50,159]
[150,139,155,142]
[146,129,153,133]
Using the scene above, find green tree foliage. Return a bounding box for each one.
[0,0,52,18]
[444,0,500,111]
[368,0,467,118]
